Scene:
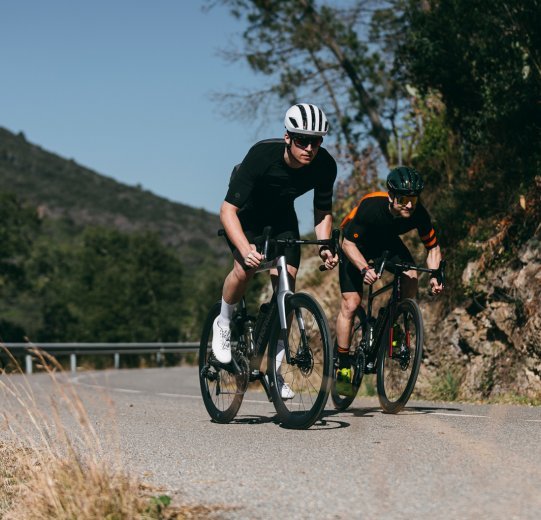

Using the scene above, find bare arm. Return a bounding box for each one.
[426,245,443,294]
[314,209,338,269]
[314,208,332,240]
[342,237,378,285]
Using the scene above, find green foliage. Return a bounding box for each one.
[29,227,185,342]
[0,193,39,289]
[430,369,463,402]
[400,0,541,147]
[145,494,172,518]
[0,194,225,343]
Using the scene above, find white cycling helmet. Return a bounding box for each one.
[284,103,329,136]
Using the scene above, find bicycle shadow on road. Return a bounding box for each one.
[323,404,463,421]
[212,413,351,430]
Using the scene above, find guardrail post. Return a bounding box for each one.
[114,352,120,369]
[25,354,33,374]
[156,351,163,367]
[70,353,77,373]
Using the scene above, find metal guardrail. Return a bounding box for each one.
[2,342,200,374]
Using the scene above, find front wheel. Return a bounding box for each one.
[268,293,333,429]
[376,298,423,414]
[199,301,245,423]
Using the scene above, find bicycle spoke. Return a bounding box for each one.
[199,302,244,423]
[377,299,423,413]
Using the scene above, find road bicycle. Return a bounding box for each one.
[199,227,339,429]
[331,252,446,413]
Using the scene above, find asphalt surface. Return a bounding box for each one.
[3,366,540,519]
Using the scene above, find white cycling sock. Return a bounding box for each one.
[219,298,236,324]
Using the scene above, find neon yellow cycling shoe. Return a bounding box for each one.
[335,367,355,397]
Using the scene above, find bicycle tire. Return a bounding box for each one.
[376,298,423,413]
[267,292,333,429]
[330,308,366,411]
[199,301,244,423]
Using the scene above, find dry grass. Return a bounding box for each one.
[0,347,224,519]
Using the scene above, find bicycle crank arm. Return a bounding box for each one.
[208,357,242,375]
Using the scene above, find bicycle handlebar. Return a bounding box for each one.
[218,227,340,271]
[360,251,446,287]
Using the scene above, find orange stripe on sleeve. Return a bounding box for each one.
[420,229,435,242]
[424,236,438,248]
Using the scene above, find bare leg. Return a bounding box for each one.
[336,291,362,368]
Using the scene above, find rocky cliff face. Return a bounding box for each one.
[421,224,541,401]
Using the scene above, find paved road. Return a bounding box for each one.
[4,367,541,519]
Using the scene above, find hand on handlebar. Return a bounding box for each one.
[243,246,264,269]
[429,277,444,295]
[363,266,378,285]
[319,249,338,270]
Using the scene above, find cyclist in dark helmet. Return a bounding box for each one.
[334,166,443,394]
[212,103,339,399]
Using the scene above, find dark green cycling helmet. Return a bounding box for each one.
[386,166,424,195]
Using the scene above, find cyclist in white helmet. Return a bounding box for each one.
[212,103,339,399]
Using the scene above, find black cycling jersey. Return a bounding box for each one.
[225,139,337,235]
[339,192,438,293]
[342,192,438,256]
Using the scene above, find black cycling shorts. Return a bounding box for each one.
[225,228,301,269]
[339,238,414,294]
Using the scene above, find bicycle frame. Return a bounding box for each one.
[362,255,445,354]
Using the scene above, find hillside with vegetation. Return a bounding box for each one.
[0,127,229,344]
[0,127,228,267]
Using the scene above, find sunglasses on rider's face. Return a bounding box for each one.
[396,195,418,206]
[289,134,323,149]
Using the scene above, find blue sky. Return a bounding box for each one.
[0,0,335,233]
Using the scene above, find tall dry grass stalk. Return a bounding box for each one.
[0,347,220,519]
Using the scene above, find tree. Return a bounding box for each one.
[35,228,185,342]
[0,193,40,342]
[398,0,541,228]
[207,0,414,190]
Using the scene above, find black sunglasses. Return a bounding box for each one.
[289,133,323,149]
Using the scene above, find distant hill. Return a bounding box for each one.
[0,127,229,269]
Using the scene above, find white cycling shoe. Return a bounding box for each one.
[211,317,231,364]
[266,374,295,400]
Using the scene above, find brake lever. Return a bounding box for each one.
[261,226,272,260]
[376,250,389,278]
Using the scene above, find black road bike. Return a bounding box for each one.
[331,252,446,413]
[199,228,339,429]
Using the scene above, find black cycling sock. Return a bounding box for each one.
[337,344,351,369]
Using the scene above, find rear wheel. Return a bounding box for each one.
[199,301,245,423]
[331,308,366,411]
[376,298,423,413]
[268,293,332,429]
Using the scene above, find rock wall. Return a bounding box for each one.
[421,224,541,400]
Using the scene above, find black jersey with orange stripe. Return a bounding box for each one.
[342,192,438,252]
